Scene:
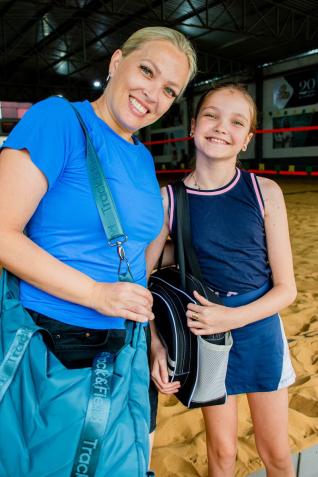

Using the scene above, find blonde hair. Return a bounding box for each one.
[121,26,197,96]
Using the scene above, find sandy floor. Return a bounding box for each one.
[151,177,318,477]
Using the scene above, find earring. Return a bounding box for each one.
[242,144,247,152]
[106,73,111,83]
[189,131,194,137]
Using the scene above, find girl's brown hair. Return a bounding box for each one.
[194,82,257,133]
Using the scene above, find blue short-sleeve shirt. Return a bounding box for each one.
[2,97,164,329]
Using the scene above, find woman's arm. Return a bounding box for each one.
[145,186,180,393]
[0,149,153,322]
[145,186,173,278]
[186,178,297,334]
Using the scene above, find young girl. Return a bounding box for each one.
[147,83,297,476]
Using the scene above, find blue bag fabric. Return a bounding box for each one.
[0,271,153,477]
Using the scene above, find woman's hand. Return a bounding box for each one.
[186,290,237,334]
[90,281,154,322]
[150,338,180,394]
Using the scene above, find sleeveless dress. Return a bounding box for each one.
[167,169,295,394]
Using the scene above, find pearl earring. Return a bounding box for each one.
[106,73,111,83]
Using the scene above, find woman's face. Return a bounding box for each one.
[103,40,190,140]
[192,88,253,163]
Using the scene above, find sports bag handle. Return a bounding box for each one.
[173,181,205,288]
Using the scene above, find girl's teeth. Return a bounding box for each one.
[130,97,147,114]
[207,137,227,144]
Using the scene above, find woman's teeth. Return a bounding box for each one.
[129,97,147,114]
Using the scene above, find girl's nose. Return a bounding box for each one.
[214,122,227,134]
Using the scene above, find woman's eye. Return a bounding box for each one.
[140,65,153,77]
[164,87,177,98]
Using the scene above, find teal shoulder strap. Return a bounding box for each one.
[70,352,114,477]
[69,102,134,283]
[70,105,125,245]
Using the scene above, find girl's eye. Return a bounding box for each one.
[164,87,177,98]
[205,113,217,119]
[233,120,244,127]
[140,65,153,77]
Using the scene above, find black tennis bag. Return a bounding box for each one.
[149,182,232,408]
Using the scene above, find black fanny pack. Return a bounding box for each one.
[149,182,232,409]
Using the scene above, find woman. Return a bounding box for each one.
[148,82,296,476]
[0,26,197,472]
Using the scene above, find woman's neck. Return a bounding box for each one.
[91,97,135,144]
[188,158,237,190]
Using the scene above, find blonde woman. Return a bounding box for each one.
[0,26,197,470]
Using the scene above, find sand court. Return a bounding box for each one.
[151,176,318,477]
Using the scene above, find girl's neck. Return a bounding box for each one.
[188,158,237,190]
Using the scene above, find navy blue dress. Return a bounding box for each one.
[168,169,295,394]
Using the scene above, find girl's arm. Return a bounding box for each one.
[0,149,153,322]
[186,178,297,334]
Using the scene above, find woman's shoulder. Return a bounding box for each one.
[28,96,78,122]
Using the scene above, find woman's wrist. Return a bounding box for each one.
[87,279,105,311]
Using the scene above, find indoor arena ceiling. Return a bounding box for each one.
[1,0,318,101]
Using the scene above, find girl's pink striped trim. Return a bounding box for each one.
[251,173,265,218]
[186,168,241,196]
[167,184,174,233]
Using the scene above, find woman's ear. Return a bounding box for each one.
[108,49,123,77]
[190,118,196,137]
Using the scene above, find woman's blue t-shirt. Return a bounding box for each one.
[2,97,164,329]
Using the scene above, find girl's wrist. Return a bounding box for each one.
[228,306,248,329]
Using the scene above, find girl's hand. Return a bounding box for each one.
[90,281,154,323]
[186,290,237,334]
[150,339,180,395]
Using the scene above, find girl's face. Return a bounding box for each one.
[104,40,190,140]
[192,88,253,163]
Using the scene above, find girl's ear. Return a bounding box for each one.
[108,49,123,77]
[242,132,253,151]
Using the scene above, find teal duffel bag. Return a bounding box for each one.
[0,101,154,477]
[0,271,152,476]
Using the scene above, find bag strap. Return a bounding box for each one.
[0,270,39,403]
[173,181,205,288]
[0,325,37,403]
[70,352,114,477]
[69,103,134,283]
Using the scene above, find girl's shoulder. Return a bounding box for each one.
[256,176,285,211]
